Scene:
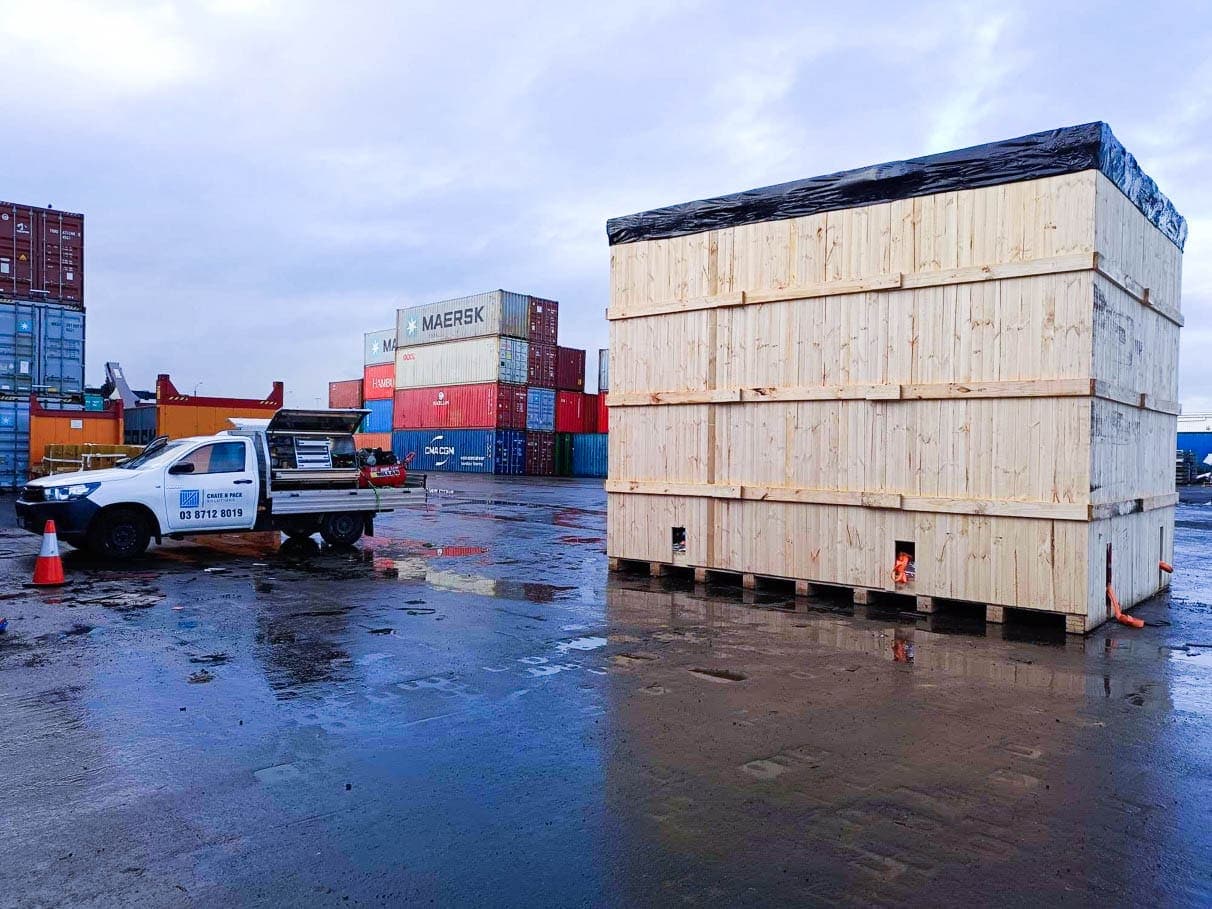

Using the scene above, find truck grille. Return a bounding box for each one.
[18,485,45,503]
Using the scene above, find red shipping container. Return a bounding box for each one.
[393,383,527,429]
[363,363,395,400]
[525,431,555,476]
[328,379,362,409]
[528,342,557,388]
[0,201,84,305]
[528,297,559,345]
[583,394,599,433]
[556,347,586,391]
[555,391,592,433]
[596,394,609,433]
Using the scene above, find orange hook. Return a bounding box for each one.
[1107,583,1144,629]
[1159,561,1173,574]
[891,552,911,585]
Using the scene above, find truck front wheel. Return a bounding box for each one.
[320,512,364,547]
[87,507,151,560]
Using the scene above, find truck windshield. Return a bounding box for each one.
[118,440,188,470]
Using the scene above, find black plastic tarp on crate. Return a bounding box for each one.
[606,122,1186,250]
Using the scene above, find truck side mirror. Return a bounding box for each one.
[169,462,195,475]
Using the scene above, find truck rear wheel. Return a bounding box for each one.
[87,507,151,560]
[320,512,364,547]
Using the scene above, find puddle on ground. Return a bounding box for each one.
[687,667,748,682]
[555,636,607,653]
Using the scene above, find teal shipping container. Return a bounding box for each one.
[570,433,607,478]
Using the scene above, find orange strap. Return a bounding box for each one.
[891,552,911,585]
[1107,583,1144,629]
[1159,561,1174,573]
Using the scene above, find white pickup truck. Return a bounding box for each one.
[15,408,425,559]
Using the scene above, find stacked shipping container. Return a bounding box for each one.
[0,201,86,487]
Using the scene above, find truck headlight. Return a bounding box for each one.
[46,482,100,502]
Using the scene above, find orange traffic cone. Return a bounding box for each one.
[32,520,66,587]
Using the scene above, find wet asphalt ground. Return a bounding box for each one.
[0,476,1210,908]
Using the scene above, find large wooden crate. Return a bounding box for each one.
[604,123,1185,633]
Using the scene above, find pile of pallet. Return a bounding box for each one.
[604,122,1184,633]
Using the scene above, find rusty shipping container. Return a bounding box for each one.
[328,379,362,409]
[396,290,529,348]
[528,297,559,345]
[364,328,396,365]
[363,363,395,400]
[0,202,83,306]
[525,431,555,476]
[393,383,527,430]
[556,347,586,391]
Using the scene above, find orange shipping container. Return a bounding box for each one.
[353,432,392,450]
[29,396,124,462]
[155,374,283,439]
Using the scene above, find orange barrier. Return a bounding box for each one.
[1107,583,1144,629]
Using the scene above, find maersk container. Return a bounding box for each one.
[525,431,555,476]
[526,387,555,432]
[393,428,525,474]
[395,290,530,348]
[394,383,526,429]
[556,347,586,391]
[361,398,393,434]
[328,378,363,409]
[36,305,84,394]
[0,300,36,393]
[364,328,396,365]
[394,336,528,389]
[528,297,558,345]
[571,433,608,478]
[124,403,157,446]
[597,348,609,392]
[0,396,31,488]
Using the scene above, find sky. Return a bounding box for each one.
[1,0,1210,407]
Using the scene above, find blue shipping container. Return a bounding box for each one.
[361,398,393,434]
[571,433,608,478]
[0,300,37,394]
[1177,432,1212,469]
[37,306,85,395]
[0,397,32,489]
[393,429,526,474]
[526,387,555,431]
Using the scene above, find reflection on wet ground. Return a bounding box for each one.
[0,476,1209,906]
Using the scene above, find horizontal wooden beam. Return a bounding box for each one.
[604,479,1152,522]
[607,378,1178,415]
[1094,253,1183,326]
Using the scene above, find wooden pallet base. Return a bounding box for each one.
[608,558,1090,634]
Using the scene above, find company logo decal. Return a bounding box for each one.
[406,318,417,336]
[179,490,201,508]
[420,305,485,333]
[425,434,453,467]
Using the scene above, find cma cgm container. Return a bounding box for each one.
[393,428,526,474]
[597,348,609,392]
[528,342,556,388]
[328,378,362,409]
[393,383,527,429]
[526,387,555,432]
[0,396,31,488]
[363,362,395,400]
[0,202,84,306]
[556,391,593,433]
[571,433,607,478]
[361,398,393,434]
[525,431,555,476]
[364,328,396,365]
[528,297,558,344]
[556,347,586,391]
[396,290,529,348]
[395,336,528,389]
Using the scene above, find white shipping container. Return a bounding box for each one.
[396,290,530,348]
[394,336,529,389]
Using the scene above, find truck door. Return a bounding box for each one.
[164,439,258,532]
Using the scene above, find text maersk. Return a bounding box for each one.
[422,306,485,332]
